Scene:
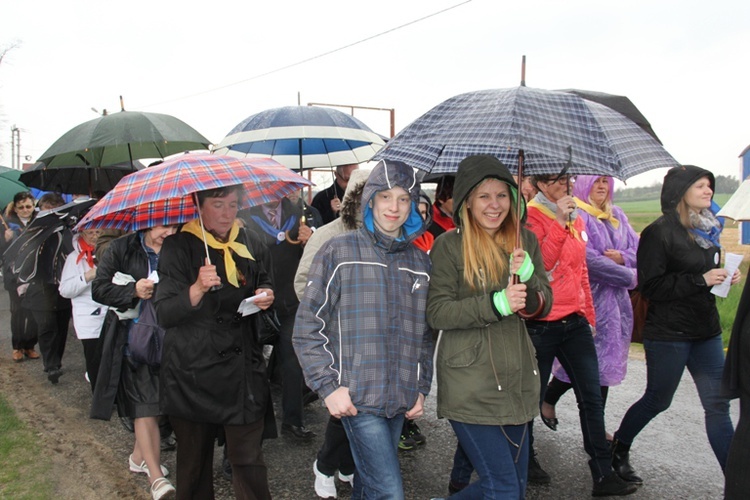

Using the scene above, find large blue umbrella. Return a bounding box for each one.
[214,106,386,170]
[373,86,679,180]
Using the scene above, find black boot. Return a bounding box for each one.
[611,439,643,485]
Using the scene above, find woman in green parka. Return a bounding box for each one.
[426,155,551,499]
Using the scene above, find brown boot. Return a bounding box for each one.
[24,349,40,359]
[12,350,24,362]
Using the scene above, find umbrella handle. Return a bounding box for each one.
[513,149,545,319]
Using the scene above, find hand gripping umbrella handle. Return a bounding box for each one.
[193,193,222,292]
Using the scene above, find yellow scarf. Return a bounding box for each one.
[527,199,580,240]
[182,219,254,288]
[574,197,620,229]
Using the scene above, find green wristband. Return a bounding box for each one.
[492,290,513,316]
[516,251,534,283]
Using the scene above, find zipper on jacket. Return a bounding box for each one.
[480,269,503,392]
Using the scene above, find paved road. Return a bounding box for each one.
[0,289,736,499]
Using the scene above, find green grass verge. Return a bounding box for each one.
[0,394,53,499]
[619,194,733,233]
[719,260,749,347]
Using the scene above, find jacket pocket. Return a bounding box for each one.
[444,341,482,368]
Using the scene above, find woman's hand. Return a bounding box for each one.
[254,288,275,310]
[196,261,220,293]
[324,386,357,418]
[505,283,527,313]
[134,278,155,299]
[4,228,14,242]
[555,195,577,226]
[731,268,742,285]
[702,268,730,286]
[604,249,625,265]
[509,248,526,274]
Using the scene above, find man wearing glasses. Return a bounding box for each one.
[312,164,359,225]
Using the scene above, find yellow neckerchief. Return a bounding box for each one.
[527,199,580,240]
[182,219,254,287]
[574,197,620,229]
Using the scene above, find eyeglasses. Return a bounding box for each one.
[16,204,35,210]
[545,176,576,186]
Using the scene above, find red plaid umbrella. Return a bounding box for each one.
[76,153,312,231]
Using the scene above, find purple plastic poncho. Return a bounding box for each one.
[552,175,639,386]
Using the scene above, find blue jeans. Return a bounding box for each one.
[526,314,611,480]
[615,335,734,469]
[449,421,529,499]
[341,412,405,500]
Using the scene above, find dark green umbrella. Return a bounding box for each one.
[37,109,212,168]
[0,165,31,210]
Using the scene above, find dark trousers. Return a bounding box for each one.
[32,308,71,372]
[277,312,306,427]
[544,376,609,407]
[317,416,355,476]
[526,314,611,481]
[81,337,101,392]
[170,415,270,500]
[9,291,37,350]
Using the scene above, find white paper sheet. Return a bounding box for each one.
[237,292,268,317]
[711,252,744,298]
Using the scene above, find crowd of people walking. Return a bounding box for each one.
[1,157,748,500]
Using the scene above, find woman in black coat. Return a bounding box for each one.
[155,185,276,500]
[723,277,750,499]
[2,191,39,361]
[612,165,741,485]
[92,226,178,499]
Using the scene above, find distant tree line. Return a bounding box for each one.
[615,175,739,202]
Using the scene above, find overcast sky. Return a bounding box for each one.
[1,0,748,188]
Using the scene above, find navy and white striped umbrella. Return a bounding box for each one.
[373,86,679,180]
[214,106,386,170]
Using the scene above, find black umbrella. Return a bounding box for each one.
[4,199,96,283]
[20,160,146,196]
[558,89,662,144]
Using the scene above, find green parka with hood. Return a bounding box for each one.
[426,155,552,425]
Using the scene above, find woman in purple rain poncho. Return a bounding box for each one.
[540,175,639,433]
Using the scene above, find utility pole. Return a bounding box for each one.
[10,126,21,169]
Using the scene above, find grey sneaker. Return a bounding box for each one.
[313,460,337,499]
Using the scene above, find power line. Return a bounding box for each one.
[142,0,472,108]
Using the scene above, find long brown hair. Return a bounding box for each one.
[460,179,518,290]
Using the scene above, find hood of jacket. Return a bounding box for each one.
[361,160,424,245]
[660,165,715,216]
[573,175,615,204]
[339,168,371,231]
[452,155,524,227]
[418,190,433,228]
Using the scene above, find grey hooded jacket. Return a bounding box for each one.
[293,160,433,418]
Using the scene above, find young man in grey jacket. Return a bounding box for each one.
[293,159,433,500]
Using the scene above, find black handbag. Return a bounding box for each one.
[257,308,281,345]
[128,299,166,366]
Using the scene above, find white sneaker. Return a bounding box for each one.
[313,460,337,499]
[129,454,169,477]
[150,477,175,500]
[338,471,354,485]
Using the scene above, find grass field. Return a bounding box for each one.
[619,193,733,233]
[0,395,52,499]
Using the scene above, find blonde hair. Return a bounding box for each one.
[460,180,518,290]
